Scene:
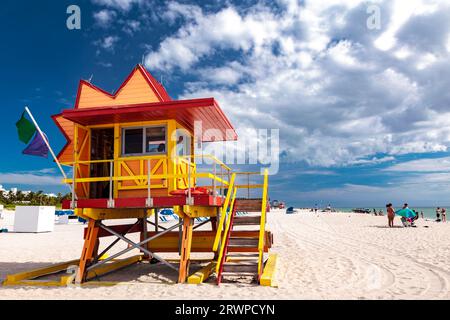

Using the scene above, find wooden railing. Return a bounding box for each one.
[61,154,232,204]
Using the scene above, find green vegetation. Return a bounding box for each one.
[0,190,70,209]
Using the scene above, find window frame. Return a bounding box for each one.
[121,125,168,157]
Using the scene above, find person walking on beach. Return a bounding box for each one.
[420,211,424,219]
[386,203,395,227]
[441,207,446,222]
[436,207,441,222]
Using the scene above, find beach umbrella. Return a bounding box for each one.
[395,208,416,218]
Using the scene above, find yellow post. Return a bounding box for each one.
[113,123,120,198]
[257,169,269,276]
[167,120,177,193]
[260,254,278,287]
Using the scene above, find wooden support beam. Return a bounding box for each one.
[210,216,217,232]
[3,259,80,286]
[76,219,100,283]
[178,216,193,283]
[140,216,149,260]
[187,261,216,284]
[260,254,278,287]
[3,256,142,287]
[85,222,143,239]
[86,255,142,281]
[145,230,272,253]
[78,208,148,220]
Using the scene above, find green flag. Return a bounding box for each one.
[16,111,36,144]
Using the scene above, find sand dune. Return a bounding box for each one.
[1,209,449,299]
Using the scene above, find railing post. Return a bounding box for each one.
[227,169,231,197]
[146,159,153,207]
[187,156,193,205]
[220,165,223,197]
[213,163,216,195]
[71,163,77,209]
[155,209,159,232]
[107,161,114,208]
[212,162,217,205]
[178,216,183,256]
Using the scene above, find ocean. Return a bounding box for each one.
[337,207,443,219]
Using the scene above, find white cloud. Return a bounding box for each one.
[95,36,120,51]
[0,169,62,186]
[97,61,113,68]
[142,1,450,167]
[92,0,142,11]
[145,6,281,71]
[198,63,243,85]
[349,156,395,166]
[123,20,141,35]
[93,9,117,28]
[384,157,450,172]
[300,170,338,176]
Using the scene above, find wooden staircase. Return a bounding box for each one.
[217,199,265,284]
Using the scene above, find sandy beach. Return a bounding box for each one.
[1,209,449,300]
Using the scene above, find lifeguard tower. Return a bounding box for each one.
[5,65,276,287]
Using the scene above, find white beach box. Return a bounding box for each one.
[14,206,55,233]
[57,214,70,225]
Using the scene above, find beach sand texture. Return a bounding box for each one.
[1,209,449,299]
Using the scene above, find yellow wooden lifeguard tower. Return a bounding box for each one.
[4,65,276,287]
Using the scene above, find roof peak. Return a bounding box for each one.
[74,64,171,109]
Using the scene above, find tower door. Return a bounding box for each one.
[89,128,114,199]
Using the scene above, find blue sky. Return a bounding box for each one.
[1,0,450,207]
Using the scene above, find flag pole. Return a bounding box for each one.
[24,106,76,197]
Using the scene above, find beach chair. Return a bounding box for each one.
[401,217,411,227]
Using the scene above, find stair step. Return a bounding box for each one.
[227,253,260,258]
[233,216,261,225]
[221,272,258,276]
[234,199,263,212]
[222,262,258,274]
[228,237,259,247]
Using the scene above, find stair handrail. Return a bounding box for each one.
[212,173,237,251]
[215,187,237,274]
[257,168,269,277]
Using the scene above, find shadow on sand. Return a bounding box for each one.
[0,260,209,286]
[369,225,405,229]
